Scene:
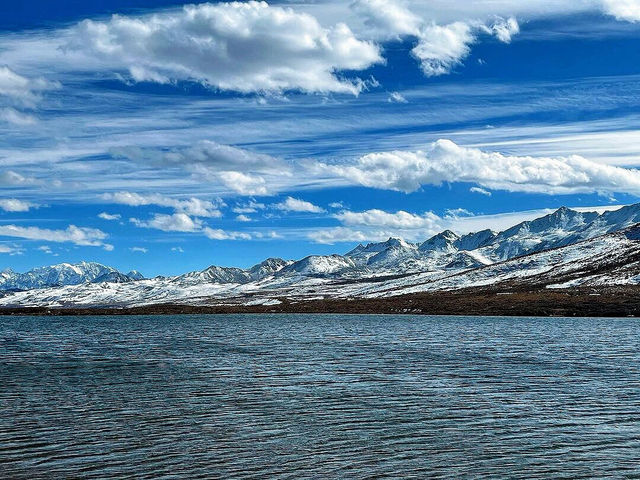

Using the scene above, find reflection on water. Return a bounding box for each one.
[1,314,640,478]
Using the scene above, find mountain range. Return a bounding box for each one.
[3,204,640,309]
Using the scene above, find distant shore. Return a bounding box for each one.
[2,286,640,317]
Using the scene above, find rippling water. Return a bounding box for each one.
[1,314,640,478]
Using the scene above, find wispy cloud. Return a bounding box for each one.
[0,224,111,249]
[103,192,222,217]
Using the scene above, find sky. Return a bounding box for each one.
[2,0,640,276]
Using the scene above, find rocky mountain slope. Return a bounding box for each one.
[3,204,640,308]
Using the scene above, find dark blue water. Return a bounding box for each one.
[1,314,640,478]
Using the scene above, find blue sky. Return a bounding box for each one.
[2,0,640,276]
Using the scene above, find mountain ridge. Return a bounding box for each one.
[3,204,640,308]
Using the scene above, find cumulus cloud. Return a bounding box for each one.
[0,224,110,249]
[217,171,268,195]
[67,1,382,94]
[103,192,222,217]
[98,212,121,221]
[470,186,492,196]
[308,226,381,244]
[411,22,475,76]
[351,0,422,38]
[236,214,252,222]
[350,0,519,76]
[336,208,441,229]
[275,196,325,213]
[601,0,640,21]
[486,16,520,43]
[318,138,640,195]
[0,199,38,212]
[130,213,203,232]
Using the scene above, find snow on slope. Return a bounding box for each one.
[3,205,640,308]
[0,262,132,290]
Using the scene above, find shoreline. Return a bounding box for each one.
[2,286,640,317]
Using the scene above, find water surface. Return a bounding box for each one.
[1,314,639,478]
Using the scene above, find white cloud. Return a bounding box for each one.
[171,246,185,253]
[217,171,268,195]
[0,244,24,255]
[203,228,252,240]
[236,214,252,222]
[329,201,346,209]
[308,226,381,244]
[445,207,474,218]
[103,192,222,217]
[130,212,253,241]
[487,16,520,43]
[320,138,640,195]
[275,196,326,213]
[351,0,422,38]
[601,0,640,21]
[336,208,441,229]
[0,171,37,187]
[388,91,408,103]
[412,22,475,77]
[0,107,37,126]
[130,213,203,232]
[349,0,519,76]
[130,246,148,253]
[233,200,266,214]
[162,141,283,172]
[98,212,121,221]
[0,224,110,248]
[67,1,382,94]
[0,199,38,212]
[0,66,58,107]
[470,186,492,196]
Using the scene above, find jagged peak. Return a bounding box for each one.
[419,229,460,252]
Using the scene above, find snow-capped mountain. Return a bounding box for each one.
[0,262,143,291]
[3,204,640,308]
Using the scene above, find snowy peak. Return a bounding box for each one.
[279,254,356,276]
[248,258,292,280]
[127,270,145,281]
[176,265,250,285]
[455,229,496,251]
[0,262,124,291]
[419,230,459,253]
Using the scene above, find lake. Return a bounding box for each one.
[1,314,639,478]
